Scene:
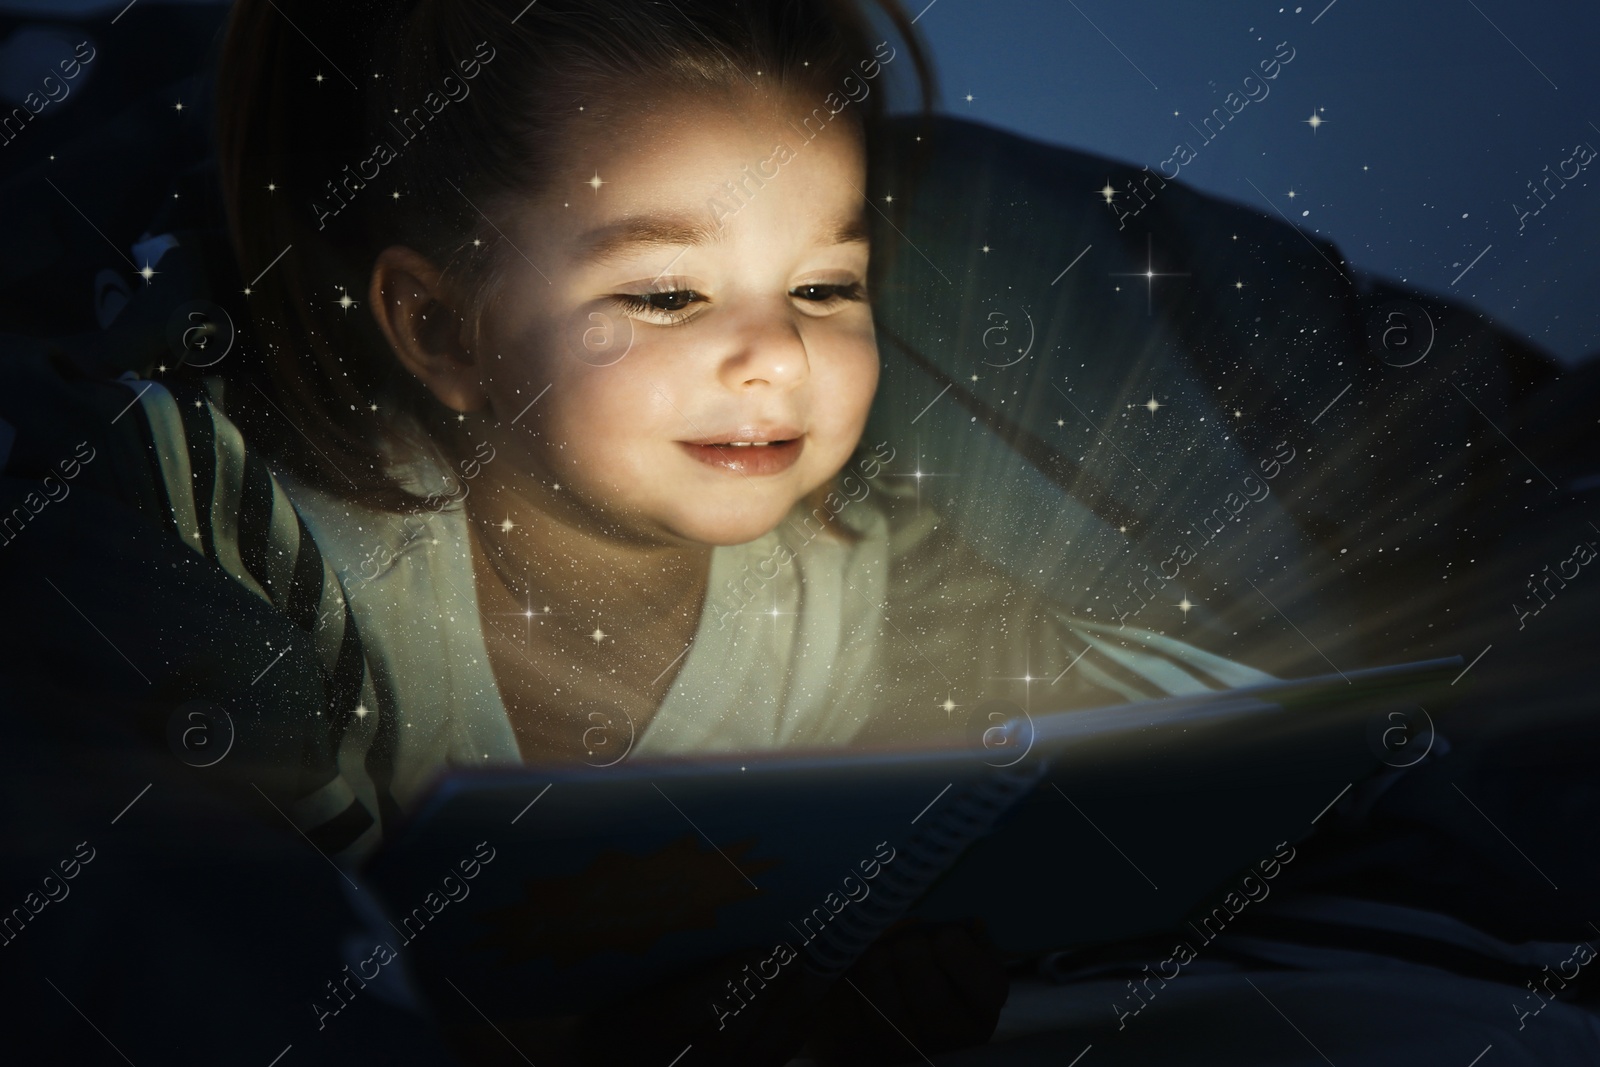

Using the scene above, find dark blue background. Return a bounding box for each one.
[895,0,1600,365]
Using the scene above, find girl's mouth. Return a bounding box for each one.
[678,436,804,475]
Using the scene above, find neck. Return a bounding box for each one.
[454,430,713,628]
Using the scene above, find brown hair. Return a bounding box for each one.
[213,0,937,514]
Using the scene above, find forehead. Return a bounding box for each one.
[536,89,869,256]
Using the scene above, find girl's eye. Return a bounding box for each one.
[791,282,866,306]
[608,281,866,324]
[610,289,706,324]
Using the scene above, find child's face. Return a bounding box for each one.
[478,90,878,548]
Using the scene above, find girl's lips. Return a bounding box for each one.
[678,436,803,475]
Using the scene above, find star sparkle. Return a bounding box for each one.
[1109,235,1189,315]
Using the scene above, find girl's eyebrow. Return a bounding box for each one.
[579,215,724,262]
[577,210,871,262]
[832,213,871,246]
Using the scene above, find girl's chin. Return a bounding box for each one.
[666,499,805,548]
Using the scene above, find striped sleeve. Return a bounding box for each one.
[126,377,398,863]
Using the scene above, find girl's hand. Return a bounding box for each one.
[804,919,1010,1066]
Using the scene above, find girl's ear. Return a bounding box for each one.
[368,245,488,413]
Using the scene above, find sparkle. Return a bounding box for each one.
[456,413,467,423]
[499,516,516,533]
[941,696,959,717]
[369,402,379,412]
[391,190,401,200]
[883,194,895,204]
[980,244,991,254]
[266,182,277,193]
[964,93,974,103]
[173,101,184,111]
[1143,394,1163,414]
[314,73,325,84]
[589,627,608,644]
[587,172,606,193]
[1304,110,1325,132]
[1099,181,1117,205]
[354,703,371,719]
[336,290,357,312]
[1118,525,1128,534]
[1234,409,1243,418]
[1178,597,1195,617]
[552,483,561,491]
[242,286,252,296]
[137,263,157,283]
[1234,280,1245,290]
[472,238,482,247]
[1109,235,1189,315]
[1055,418,1065,427]
[1286,189,1298,199]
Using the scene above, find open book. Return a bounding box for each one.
[361,657,1459,1021]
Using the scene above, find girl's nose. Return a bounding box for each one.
[717,305,811,390]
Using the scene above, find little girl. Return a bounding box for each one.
[201,0,1267,837]
[128,0,1280,1060]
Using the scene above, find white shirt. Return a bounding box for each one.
[280,451,1269,813]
